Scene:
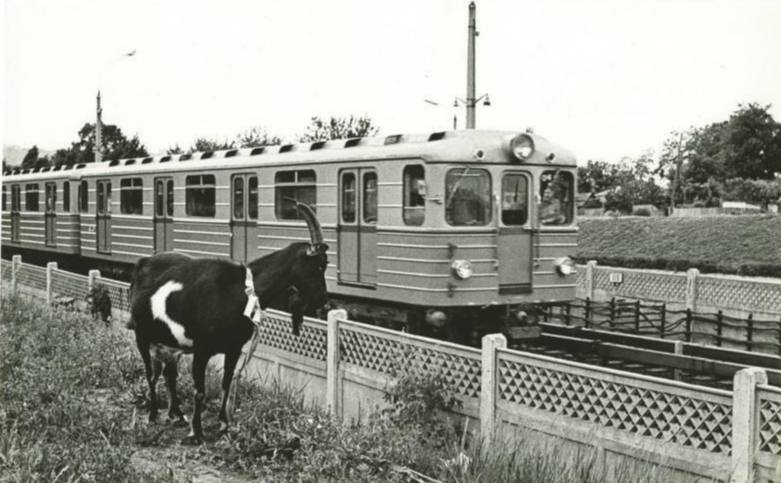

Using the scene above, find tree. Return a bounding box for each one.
[188,138,235,153]
[51,123,148,167]
[300,115,379,142]
[236,126,281,148]
[720,103,781,180]
[20,145,52,170]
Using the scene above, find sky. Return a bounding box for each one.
[3,0,781,164]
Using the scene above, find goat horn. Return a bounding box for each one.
[284,197,324,248]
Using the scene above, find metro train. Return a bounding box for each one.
[1,129,578,342]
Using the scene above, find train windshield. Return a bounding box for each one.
[539,170,574,225]
[445,168,492,226]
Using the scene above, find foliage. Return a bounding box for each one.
[20,145,51,170]
[300,115,379,142]
[603,189,634,214]
[632,207,651,216]
[51,123,148,167]
[576,215,781,276]
[236,126,282,148]
[722,177,781,207]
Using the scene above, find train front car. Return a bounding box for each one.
[384,130,578,344]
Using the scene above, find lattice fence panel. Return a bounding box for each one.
[95,277,131,313]
[51,269,89,300]
[498,353,733,455]
[339,323,482,399]
[259,311,327,362]
[593,267,687,303]
[758,386,781,456]
[698,276,781,315]
[16,263,47,291]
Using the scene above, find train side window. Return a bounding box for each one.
[63,182,70,212]
[2,186,6,211]
[11,186,20,211]
[45,183,57,212]
[120,178,143,215]
[248,177,258,220]
[97,181,112,214]
[403,165,425,226]
[25,184,40,211]
[186,175,216,217]
[445,168,491,226]
[166,180,174,216]
[363,171,377,224]
[275,169,316,220]
[501,174,528,225]
[79,181,89,213]
[341,172,356,223]
[539,170,574,225]
[155,180,164,217]
[233,177,244,219]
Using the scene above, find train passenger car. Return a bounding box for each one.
[1,130,577,341]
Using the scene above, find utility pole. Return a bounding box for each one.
[466,1,477,129]
[95,91,103,163]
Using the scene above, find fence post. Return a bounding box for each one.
[685,309,693,342]
[745,314,753,352]
[672,341,684,381]
[660,303,667,338]
[326,309,346,419]
[730,367,767,483]
[716,310,724,347]
[609,297,616,329]
[480,333,507,451]
[585,260,597,300]
[88,269,100,292]
[686,268,699,312]
[11,254,21,293]
[634,300,641,333]
[46,262,58,305]
[585,297,592,327]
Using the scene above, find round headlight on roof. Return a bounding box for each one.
[510,134,535,161]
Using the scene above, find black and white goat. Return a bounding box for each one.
[129,203,328,444]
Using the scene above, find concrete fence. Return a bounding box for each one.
[577,261,781,320]
[2,257,781,482]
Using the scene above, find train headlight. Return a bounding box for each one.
[554,257,576,276]
[510,134,535,161]
[451,259,473,280]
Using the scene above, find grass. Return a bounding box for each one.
[1,294,693,482]
[576,214,781,276]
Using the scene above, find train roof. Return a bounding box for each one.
[2,129,576,182]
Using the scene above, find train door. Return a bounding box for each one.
[154,177,174,253]
[497,172,532,294]
[230,173,258,263]
[10,185,21,242]
[338,168,377,285]
[96,179,112,253]
[44,182,57,246]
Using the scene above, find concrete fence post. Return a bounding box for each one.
[480,333,507,451]
[686,268,700,312]
[672,341,684,381]
[11,255,21,293]
[730,367,767,483]
[88,269,100,292]
[46,262,58,305]
[326,309,347,419]
[585,260,597,300]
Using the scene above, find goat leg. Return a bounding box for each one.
[218,349,241,432]
[137,339,161,423]
[163,361,187,426]
[184,351,208,445]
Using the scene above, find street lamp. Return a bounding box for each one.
[94,50,137,163]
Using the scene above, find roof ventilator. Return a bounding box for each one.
[225,149,238,158]
[384,134,402,145]
[345,138,362,148]
[428,131,446,141]
[279,144,294,153]
[310,141,326,151]
[250,147,265,156]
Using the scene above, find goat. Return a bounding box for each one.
[129,203,328,444]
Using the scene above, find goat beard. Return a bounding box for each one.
[287,290,305,337]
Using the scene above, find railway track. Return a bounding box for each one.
[507,322,781,390]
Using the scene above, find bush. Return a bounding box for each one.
[632,208,651,216]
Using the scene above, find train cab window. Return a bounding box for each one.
[341,172,356,223]
[539,170,574,225]
[79,181,89,213]
[25,184,40,211]
[275,170,316,220]
[363,172,377,223]
[186,175,216,217]
[445,168,491,226]
[120,178,143,214]
[403,165,425,226]
[248,177,258,220]
[63,182,70,212]
[501,174,529,225]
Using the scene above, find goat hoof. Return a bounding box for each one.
[181,435,203,446]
